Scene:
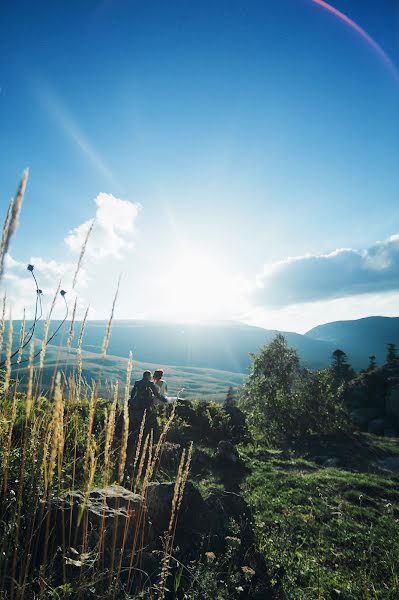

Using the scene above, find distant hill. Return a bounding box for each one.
[306,316,399,368]
[6,319,336,374]
[5,317,399,397]
[15,344,246,401]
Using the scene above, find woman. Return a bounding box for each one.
[153,369,168,398]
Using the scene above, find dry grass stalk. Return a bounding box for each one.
[46,372,63,491]
[77,350,83,401]
[49,280,61,318]
[83,389,97,477]
[132,410,147,477]
[146,403,176,483]
[101,275,121,359]
[39,283,60,369]
[40,316,50,369]
[134,433,150,493]
[157,448,188,599]
[72,219,95,288]
[77,305,89,352]
[26,341,35,419]
[78,440,97,529]
[104,381,118,482]
[0,169,28,280]
[140,429,154,495]
[118,352,133,482]
[17,308,26,364]
[75,305,89,399]
[4,313,13,393]
[1,379,18,496]
[0,293,7,356]
[66,297,77,352]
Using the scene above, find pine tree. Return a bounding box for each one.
[367,355,377,371]
[386,343,397,364]
[331,349,355,384]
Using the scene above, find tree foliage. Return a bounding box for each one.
[331,349,355,386]
[386,343,397,364]
[240,334,350,446]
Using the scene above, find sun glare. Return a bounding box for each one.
[158,250,241,321]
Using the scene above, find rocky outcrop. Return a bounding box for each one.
[146,481,207,540]
[49,485,148,555]
[216,440,240,465]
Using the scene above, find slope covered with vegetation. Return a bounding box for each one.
[1,330,399,599]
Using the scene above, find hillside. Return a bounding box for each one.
[16,343,246,401]
[306,316,399,368]
[7,317,399,391]
[8,319,336,376]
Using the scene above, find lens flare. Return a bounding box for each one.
[312,0,399,82]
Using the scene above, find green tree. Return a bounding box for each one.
[386,343,397,363]
[240,334,300,443]
[240,335,350,446]
[331,349,355,385]
[367,355,377,371]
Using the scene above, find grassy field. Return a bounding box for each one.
[239,436,399,599]
[14,343,246,401]
[187,435,399,598]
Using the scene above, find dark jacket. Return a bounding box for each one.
[129,379,167,409]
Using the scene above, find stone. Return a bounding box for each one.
[49,485,148,555]
[204,488,254,550]
[158,442,182,472]
[216,440,240,465]
[146,481,206,538]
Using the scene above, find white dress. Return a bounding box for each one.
[154,379,168,398]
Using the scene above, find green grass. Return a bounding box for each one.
[240,443,399,599]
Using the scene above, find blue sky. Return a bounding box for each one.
[1,0,399,331]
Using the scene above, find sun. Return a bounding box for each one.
[157,250,243,322]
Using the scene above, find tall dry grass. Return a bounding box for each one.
[0,173,189,599]
[0,169,28,280]
[0,327,185,599]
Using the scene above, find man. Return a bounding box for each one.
[129,370,167,439]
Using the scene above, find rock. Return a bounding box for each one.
[158,442,181,472]
[49,485,148,556]
[146,481,206,538]
[204,488,254,551]
[216,440,240,465]
[368,419,385,436]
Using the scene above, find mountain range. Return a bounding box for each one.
[6,316,399,399]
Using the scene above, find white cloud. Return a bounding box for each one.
[254,233,399,307]
[0,192,140,320]
[64,193,141,259]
